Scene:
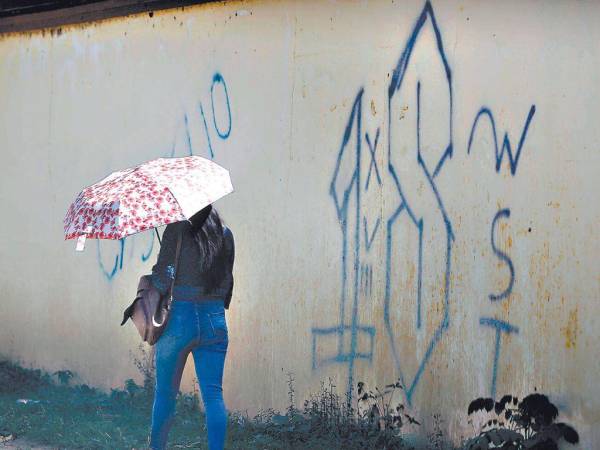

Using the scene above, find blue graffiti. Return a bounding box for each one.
[489,209,514,301]
[98,73,232,280]
[97,238,124,280]
[480,317,519,398]
[361,264,373,296]
[183,72,233,160]
[364,217,380,252]
[385,1,454,405]
[467,105,536,176]
[183,113,194,156]
[198,103,214,159]
[480,208,518,396]
[97,233,154,281]
[365,128,381,190]
[311,88,376,397]
[141,233,155,262]
[315,1,536,406]
[312,1,455,404]
[211,73,232,140]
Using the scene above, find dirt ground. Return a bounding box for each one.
[0,437,54,449]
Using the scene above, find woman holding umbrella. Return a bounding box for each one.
[64,156,235,450]
[148,204,234,450]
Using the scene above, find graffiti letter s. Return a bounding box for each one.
[489,208,514,302]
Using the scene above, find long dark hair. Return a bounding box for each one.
[189,205,225,274]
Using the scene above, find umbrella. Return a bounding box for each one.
[64,156,233,250]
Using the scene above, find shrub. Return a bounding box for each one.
[464,393,579,450]
[0,359,51,393]
[240,376,418,449]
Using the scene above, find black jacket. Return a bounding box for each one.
[150,220,235,309]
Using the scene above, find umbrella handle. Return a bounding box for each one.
[155,228,162,247]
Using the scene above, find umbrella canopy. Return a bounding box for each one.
[64,156,233,241]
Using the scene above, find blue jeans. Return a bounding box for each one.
[150,299,228,450]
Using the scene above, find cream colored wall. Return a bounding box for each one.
[1,0,599,445]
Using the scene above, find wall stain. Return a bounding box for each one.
[0,1,222,41]
[562,307,579,349]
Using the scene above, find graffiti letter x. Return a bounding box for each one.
[365,128,382,190]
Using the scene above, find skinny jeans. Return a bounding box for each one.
[149,299,228,450]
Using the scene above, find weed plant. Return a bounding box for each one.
[234,375,418,449]
[463,394,579,449]
[0,358,456,449]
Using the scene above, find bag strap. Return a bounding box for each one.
[166,232,183,309]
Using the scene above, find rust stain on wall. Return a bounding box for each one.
[0,2,223,42]
[561,307,579,349]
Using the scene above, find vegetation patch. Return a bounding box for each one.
[464,393,579,450]
[0,357,579,449]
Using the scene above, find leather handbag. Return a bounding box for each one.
[120,232,182,345]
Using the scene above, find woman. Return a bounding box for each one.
[148,204,234,450]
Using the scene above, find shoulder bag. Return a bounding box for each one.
[120,232,182,345]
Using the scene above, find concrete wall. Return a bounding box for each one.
[1,0,598,445]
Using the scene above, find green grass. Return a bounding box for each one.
[0,360,437,449]
[0,359,211,448]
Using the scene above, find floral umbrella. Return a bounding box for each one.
[64,156,233,249]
